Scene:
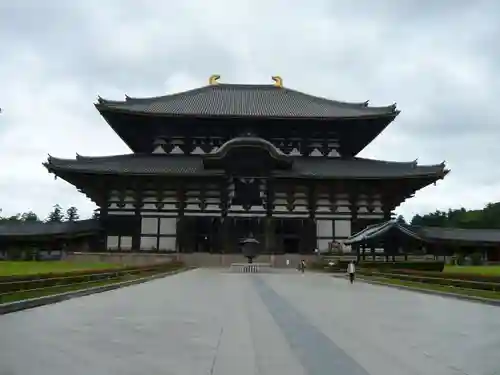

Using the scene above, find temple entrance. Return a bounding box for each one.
[177,216,316,254]
[233,218,264,239]
[275,218,311,254]
[283,237,300,253]
[192,217,220,253]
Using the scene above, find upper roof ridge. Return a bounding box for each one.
[95,83,399,117]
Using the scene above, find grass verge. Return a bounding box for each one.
[0,261,122,276]
[443,265,500,276]
[0,269,184,304]
[360,275,500,300]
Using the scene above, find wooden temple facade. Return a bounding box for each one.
[44,75,449,254]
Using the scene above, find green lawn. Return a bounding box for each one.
[443,265,500,276]
[0,261,122,276]
[0,269,185,304]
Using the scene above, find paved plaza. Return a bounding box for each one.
[1,269,499,375]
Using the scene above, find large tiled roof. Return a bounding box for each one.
[0,219,100,238]
[96,84,399,119]
[417,226,500,243]
[345,220,500,245]
[44,154,447,180]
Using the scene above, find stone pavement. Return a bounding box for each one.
[0,269,499,375]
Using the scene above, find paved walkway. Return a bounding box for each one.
[1,269,499,375]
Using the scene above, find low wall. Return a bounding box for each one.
[178,253,318,268]
[64,252,318,268]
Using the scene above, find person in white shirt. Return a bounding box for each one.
[347,261,356,284]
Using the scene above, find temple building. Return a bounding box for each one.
[44,75,449,254]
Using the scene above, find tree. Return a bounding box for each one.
[91,209,100,220]
[409,202,500,229]
[396,215,406,224]
[21,211,40,222]
[66,206,79,221]
[46,204,64,223]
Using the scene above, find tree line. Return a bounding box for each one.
[2,202,500,229]
[409,202,500,229]
[0,205,99,224]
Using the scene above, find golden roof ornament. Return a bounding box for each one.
[209,74,221,85]
[272,76,283,87]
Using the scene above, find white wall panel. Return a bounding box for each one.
[317,239,331,251]
[141,217,158,235]
[159,237,176,251]
[107,236,119,250]
[335,220,351,238]
[120,236,132,250]
[140,237,157,251]
[159,218,177,235]
[316,220,333,238]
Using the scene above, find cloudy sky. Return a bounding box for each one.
[1,0,499,221]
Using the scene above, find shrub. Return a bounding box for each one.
[455,254,467,266]
[382,269,500,283]
[469,252,484,266]
[359,261,445,272]
[371,272,500,292]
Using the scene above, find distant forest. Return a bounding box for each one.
[0,205,98,224]
[407,202,500,229]
[1,203,500,230]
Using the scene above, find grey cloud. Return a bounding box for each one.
[1,0,500,219]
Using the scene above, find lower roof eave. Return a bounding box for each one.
[48,169,446,182]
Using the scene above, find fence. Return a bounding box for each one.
[229,263,272,273]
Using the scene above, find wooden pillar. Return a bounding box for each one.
[264,217,275,254]
[176,183,186,253]
[132,185,143,251]
[100,192,109,252]
[218,178,231,253]
[307,183,317,254]
[382,199,393,258]
[349,189,360,261]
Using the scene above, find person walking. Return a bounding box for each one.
[347,261,356,284]
[299,259,306,273]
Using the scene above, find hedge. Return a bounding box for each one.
[381,269,500,283]
[0,261,185,294]
[310,260,444,273]
[359,261,445,272]
[367,271,500,292]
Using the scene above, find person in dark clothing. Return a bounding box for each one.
[347,261,356,284]
[298,259,306,273]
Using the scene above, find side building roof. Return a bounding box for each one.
[345,220,500,246]
[0,219,100,239]
[96,83,399,119]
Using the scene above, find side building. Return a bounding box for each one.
[44,75,448,254]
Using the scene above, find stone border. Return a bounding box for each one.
[352,275,500,307]
[0,267,193,315]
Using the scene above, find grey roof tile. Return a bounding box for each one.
[345,220,500,245]
[96,84,398,119]
[0,219,100,237]
[44,154,447,179]
[417,226,500,243]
